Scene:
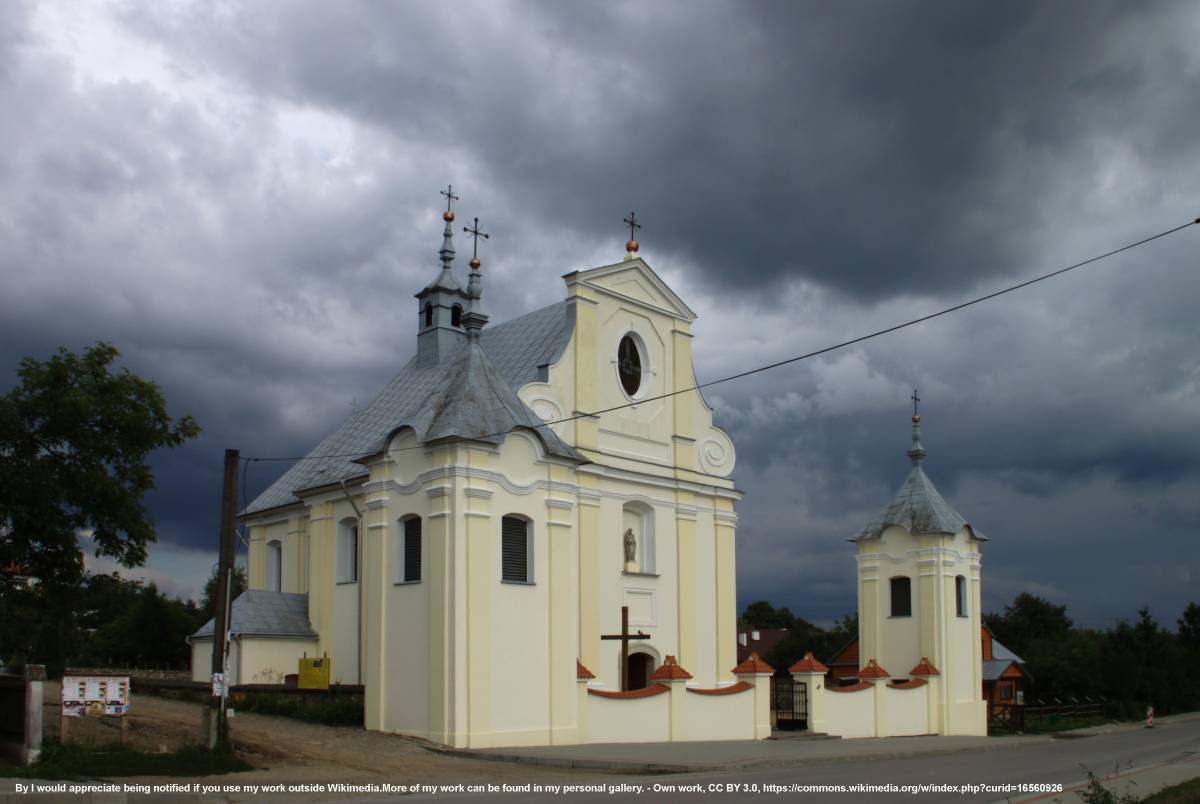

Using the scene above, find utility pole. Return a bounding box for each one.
[204,448,238,750]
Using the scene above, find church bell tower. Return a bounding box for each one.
[851,392,987,735]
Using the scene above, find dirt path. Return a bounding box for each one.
[42,681,609,797]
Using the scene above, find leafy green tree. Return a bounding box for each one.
[740,600,800,631]
[201,565,247,622]
[0,342,199,591]
[1178,602,1200,651]
[983,592,1072,660]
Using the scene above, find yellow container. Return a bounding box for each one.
[298,655,331,690]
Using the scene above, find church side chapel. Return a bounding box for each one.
[793,396,989,739]
[190,192,773,747]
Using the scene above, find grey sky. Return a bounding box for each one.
[1,0,1197,629]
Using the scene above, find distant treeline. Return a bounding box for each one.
[740,594,1200,718]
[0,568,246,676]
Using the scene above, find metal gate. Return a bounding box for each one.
[770,676,808,730]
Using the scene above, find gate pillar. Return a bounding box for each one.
[790,651,829,734]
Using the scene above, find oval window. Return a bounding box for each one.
[618,335,642,397]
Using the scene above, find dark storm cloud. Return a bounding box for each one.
[121,0,1198,300]
[1,1,1197,619]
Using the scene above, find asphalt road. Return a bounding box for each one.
[393,718,1200,803]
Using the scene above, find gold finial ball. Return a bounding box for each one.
[912,414,921,423]
[469,256,481,270]
[443,210,455,222]
[626,239,639,253]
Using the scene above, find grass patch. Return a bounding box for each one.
[10,742,251,780]
[1143,776,1200,803]
[230,691,362,726]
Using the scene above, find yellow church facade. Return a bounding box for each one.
[191,211,772,747]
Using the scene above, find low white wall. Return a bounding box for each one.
[823,684,875,739]
[881,684,929,736]
[238,637,319,685]
[684,687,755,741]
[190,640,238,684]
[584,690,670,743]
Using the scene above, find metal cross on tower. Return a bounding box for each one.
[911,388,921,419]
[463,216,489,269]
[600,605,650,692]
[440,185,459,217]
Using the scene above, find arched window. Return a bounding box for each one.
[501,515,532,584]
[423,302,433,328]
[337,517,359,584]
[451,304,463,327]
[890,576,912,617]
[399,516,421,583]
[955,575,967,617]
[266,539,282,592]
[621,501,655,574]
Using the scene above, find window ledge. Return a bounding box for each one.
[622,571,660,578]
[335,580,359,586]
[887,614,912,619]
[501,579,535,586]
[394,580,422,586]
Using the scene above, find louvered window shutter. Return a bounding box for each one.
[404,518,422,582]
[501,516,528,583]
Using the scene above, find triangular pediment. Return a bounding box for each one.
[570,258,696,321]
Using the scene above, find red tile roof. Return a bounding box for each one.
[687,681,754,696]
[732,652,775,675]
[789,651,830,674]
[736,627,790,663]
[588,684,670,699]
[649,655,693,681]
[576,660,595,680]
[859,659,890,678]
[909,657,940,676]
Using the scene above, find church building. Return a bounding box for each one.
[190,197,772,747]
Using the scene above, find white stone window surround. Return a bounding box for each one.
[612,329,655,402]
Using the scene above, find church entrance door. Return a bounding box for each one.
[627,653,652,691]
[771,676,808,730]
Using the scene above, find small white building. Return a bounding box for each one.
[800,403,988,738]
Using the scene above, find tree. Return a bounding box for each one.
[201,565,247,621]
[1178,602,1200,651]
[983,592,1072,659]
[0,343,200,591]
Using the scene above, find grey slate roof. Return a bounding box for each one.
[190,590,317,640]
[982,633,1027,680]
[853,420,987,542]
[244,300,581,515]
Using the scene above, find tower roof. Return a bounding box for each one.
[852,405,986,542]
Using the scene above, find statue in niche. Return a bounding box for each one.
[623,528,637,563]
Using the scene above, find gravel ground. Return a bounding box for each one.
[39,680,610,799]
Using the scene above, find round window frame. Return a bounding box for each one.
[615,332,649,401]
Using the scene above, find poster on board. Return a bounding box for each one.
[61,675,130,717]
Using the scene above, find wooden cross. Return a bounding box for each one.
[440,184,459,214]
[911,388,921,418]
[463,216,489,260]
[600,605,649,691]
[623,211,641,241]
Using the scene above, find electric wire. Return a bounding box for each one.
[242,217,1198,467]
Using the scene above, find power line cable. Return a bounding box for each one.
[244,217,1197,465]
